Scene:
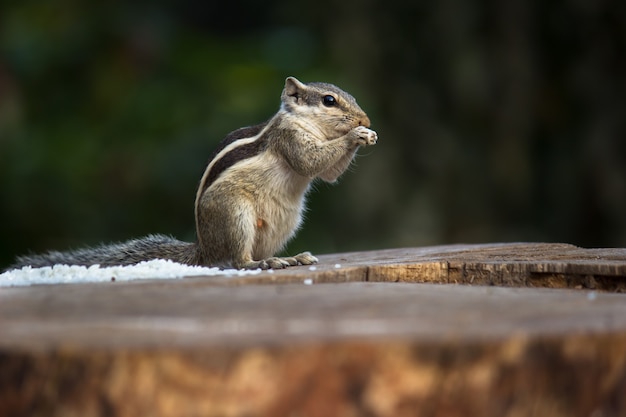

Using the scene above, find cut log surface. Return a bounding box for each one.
[203,242,626,290]
[1,243,626,417]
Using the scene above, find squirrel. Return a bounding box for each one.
[7,77,378,271]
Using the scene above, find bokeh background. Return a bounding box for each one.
[1,0,625,268]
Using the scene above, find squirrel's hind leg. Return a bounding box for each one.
[198,186,318,270]
[293,251,318,266]
[238,251,318,270]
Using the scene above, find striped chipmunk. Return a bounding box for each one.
[8,77,378,271]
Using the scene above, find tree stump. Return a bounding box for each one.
[1,243,626,417]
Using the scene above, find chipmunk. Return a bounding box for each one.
[7,77,378,271]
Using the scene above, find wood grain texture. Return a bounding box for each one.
[194,243,626,291]
[1,243,626,417]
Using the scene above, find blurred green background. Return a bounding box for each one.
[1,0,625,268]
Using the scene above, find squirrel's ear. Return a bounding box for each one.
[284,77,306,98]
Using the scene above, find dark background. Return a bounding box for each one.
[1,0,625,268]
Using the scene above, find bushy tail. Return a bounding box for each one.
[6,234,198,271]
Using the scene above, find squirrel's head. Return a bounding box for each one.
[280,77,370,138]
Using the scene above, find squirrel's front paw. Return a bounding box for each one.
[349,126,378,146]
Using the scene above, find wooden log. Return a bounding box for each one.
[1,243,626,417]
[187,243,626,291]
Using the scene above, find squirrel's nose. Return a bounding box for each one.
[359,115,371,128]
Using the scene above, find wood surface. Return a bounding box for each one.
[1,243,626,417]
[181,242,626,291]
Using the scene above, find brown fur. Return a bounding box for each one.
[7,77,377,271]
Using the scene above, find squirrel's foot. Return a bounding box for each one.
[240,252,318,270]
[350,126,378,146]
[293,251,318,265]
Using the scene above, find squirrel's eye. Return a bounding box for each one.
[322,95,336,107]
